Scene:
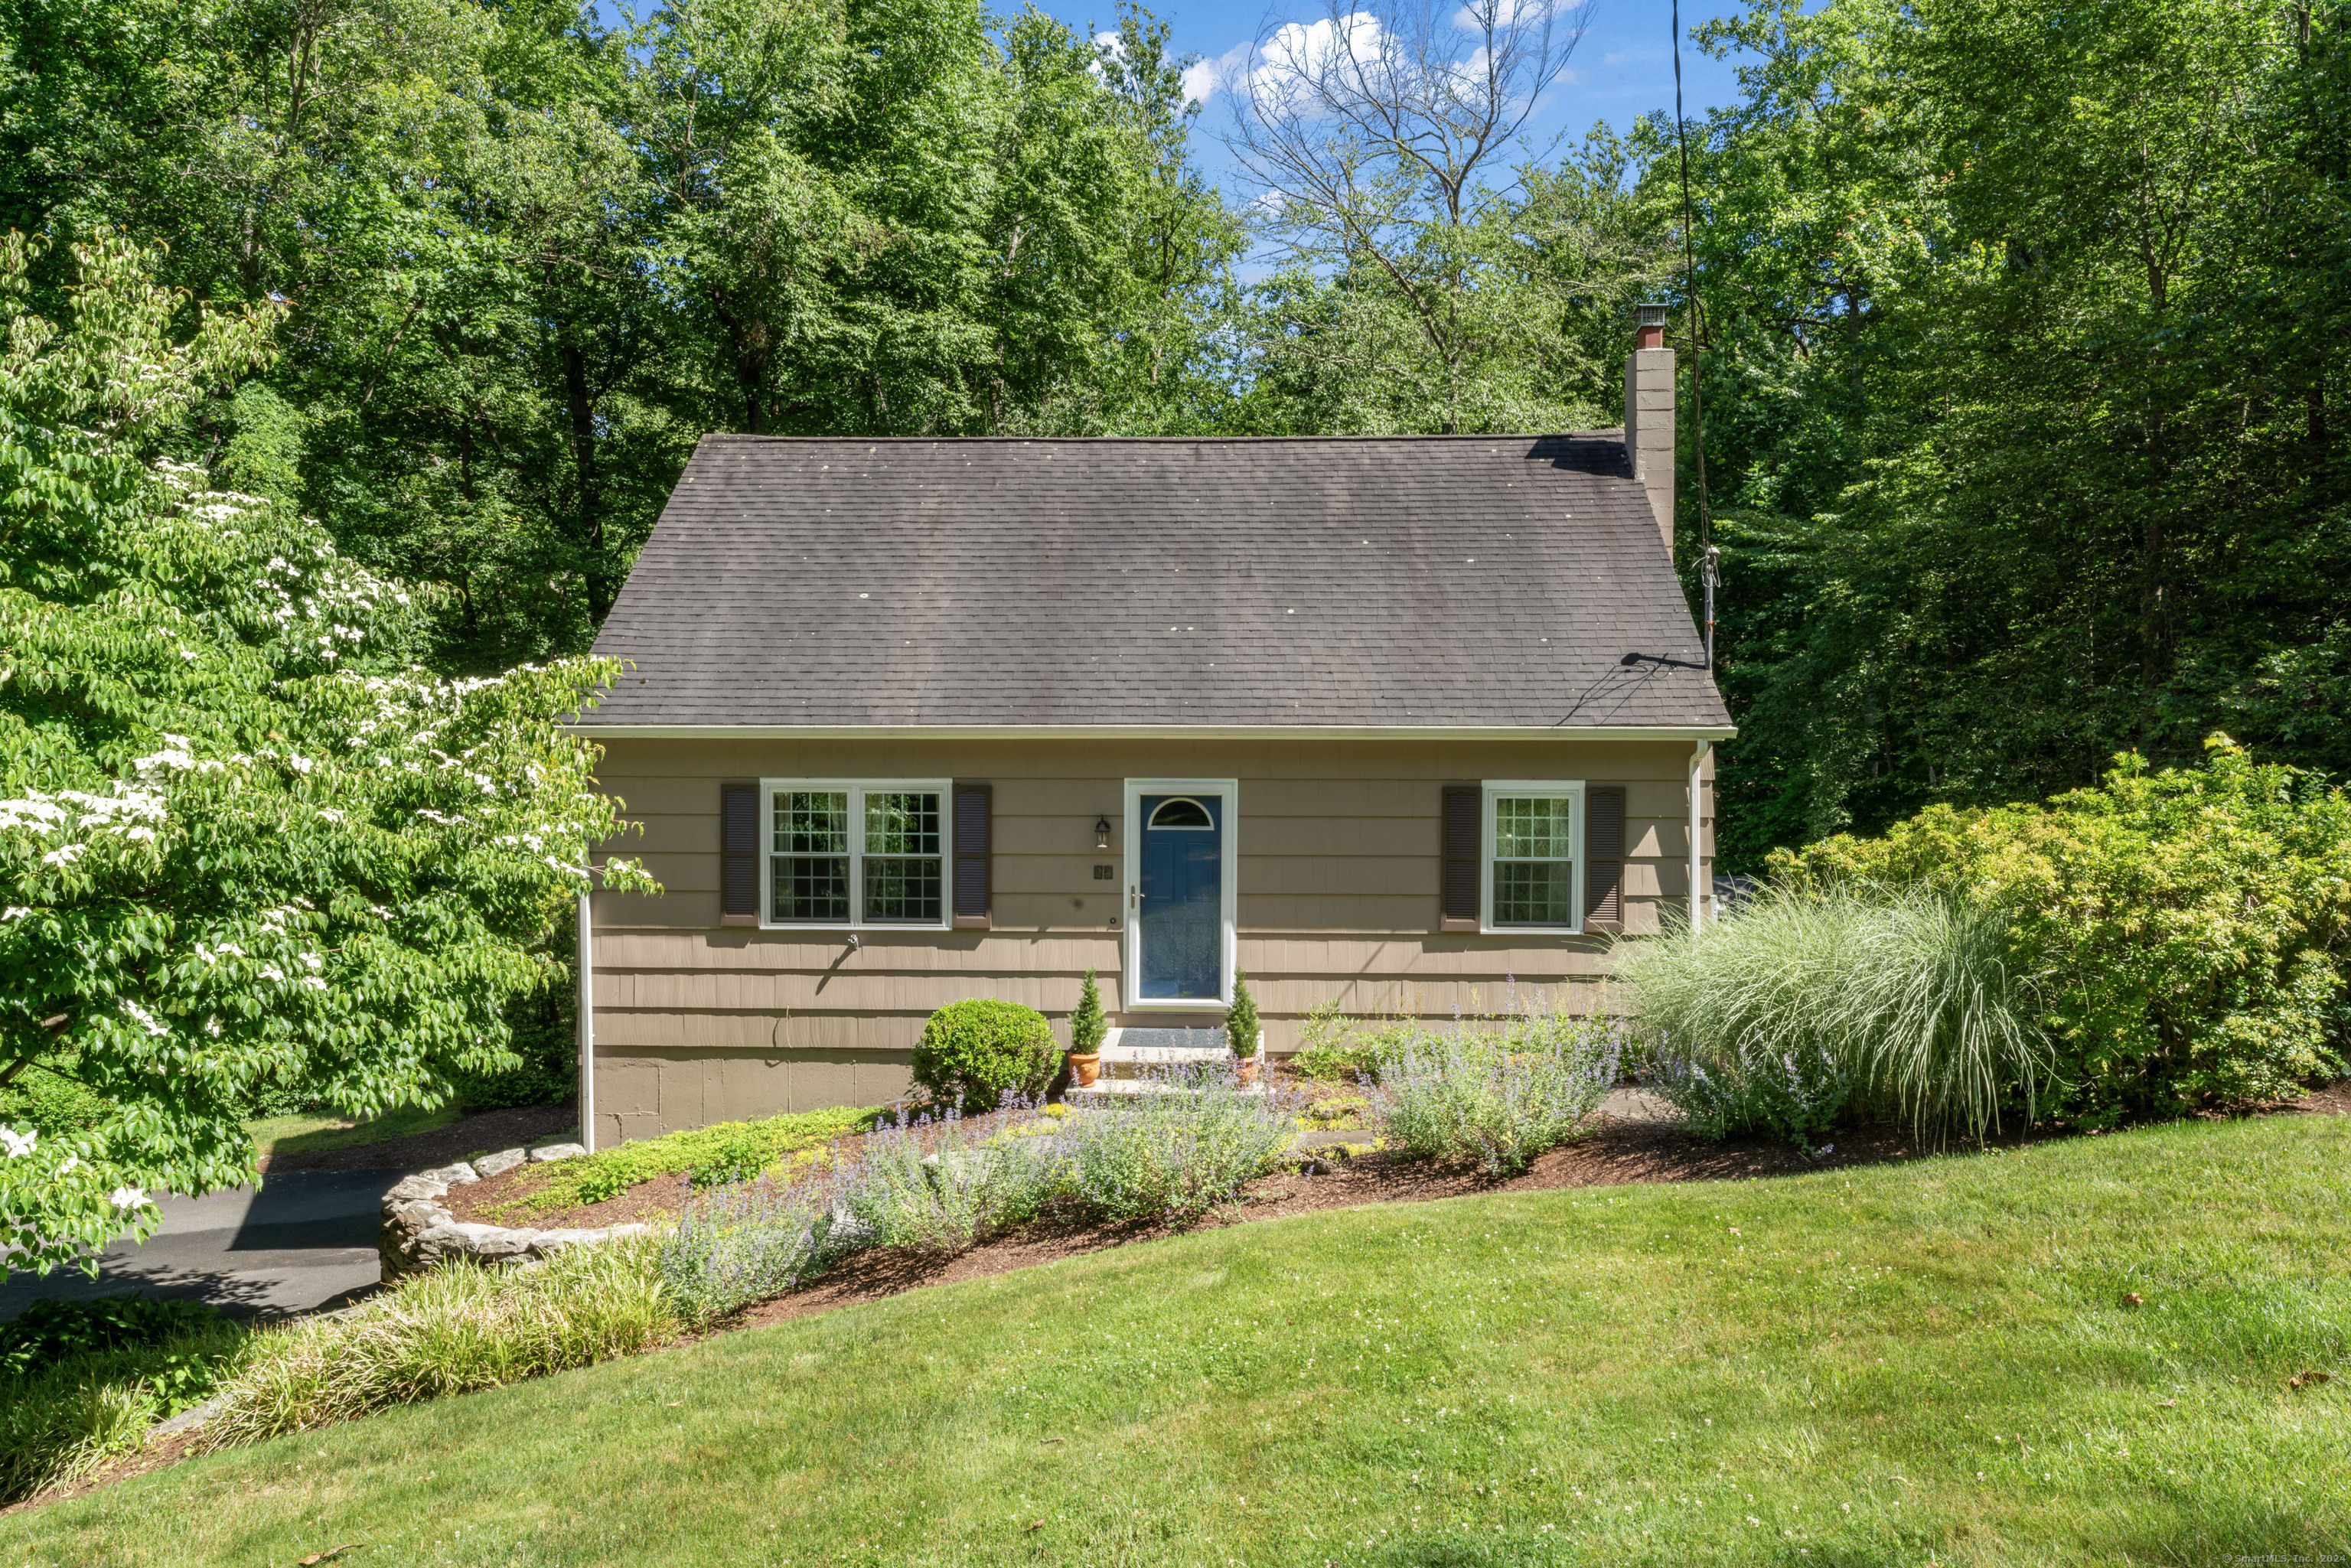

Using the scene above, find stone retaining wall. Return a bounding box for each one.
[378,1144,645,1283]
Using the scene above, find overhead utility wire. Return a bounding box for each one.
[1671,0,1720,672]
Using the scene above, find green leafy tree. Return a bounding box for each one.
[1222,0,1677,435]
[0,233,653,1274]
[1678,0,2351,864]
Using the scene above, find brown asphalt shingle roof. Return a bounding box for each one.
[579,433,1731,731]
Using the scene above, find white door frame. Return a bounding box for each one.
[1123,777,1238,1012]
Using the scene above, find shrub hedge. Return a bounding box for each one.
[1772,738,2351,1126]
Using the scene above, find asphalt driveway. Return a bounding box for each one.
[0,1171,401,1322]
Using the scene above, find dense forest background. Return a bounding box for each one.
[5,0,2345,870]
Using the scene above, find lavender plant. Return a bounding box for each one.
[840,1107,990,1252]
[1059,1067,1295,1223]
[837,1096,1071,1252]
[1369,1000,1622,1175]
[1645,1037,1853,1154]
[658,1170,848,1322]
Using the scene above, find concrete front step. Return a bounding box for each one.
[1065,1074,1268,1103]
[1098,1025,1260,1079]
[1289,1128,1373,1149]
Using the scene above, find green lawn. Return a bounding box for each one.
[246,1103,461,1159]
[9,1115,2348,1566]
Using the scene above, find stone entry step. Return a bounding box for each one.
[1064,1075,1267,1103]
[1101,1025,1233,1071]
[1062,1026,1270,1103]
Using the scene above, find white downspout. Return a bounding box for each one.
[576,885,596,1153]
[1687,740,1710,933]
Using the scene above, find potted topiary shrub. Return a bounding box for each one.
[1068,967,1107,1087]
[912,999,1059,1113]
[1225,971,1263,1085]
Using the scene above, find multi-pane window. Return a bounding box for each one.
[861,791,942,923]
[1486,787,1580,930]
[767,783,947,927]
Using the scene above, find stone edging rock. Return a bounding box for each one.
[378,1145,643,1283]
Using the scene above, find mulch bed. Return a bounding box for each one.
[436,1073,2351,1241]
[444,1165,699,1231]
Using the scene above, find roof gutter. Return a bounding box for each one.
[562,722,1738,742]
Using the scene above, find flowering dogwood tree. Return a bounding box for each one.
[0,233,653,1273]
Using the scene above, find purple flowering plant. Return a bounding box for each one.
[1366,980,1623,1175]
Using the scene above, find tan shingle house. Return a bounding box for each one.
[569,330,1728,1148]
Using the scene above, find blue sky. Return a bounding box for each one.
[1055,0,1757,194]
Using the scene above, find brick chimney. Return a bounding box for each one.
[1624,302,1674,550]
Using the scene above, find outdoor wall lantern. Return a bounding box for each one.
[1094,815,1113,851]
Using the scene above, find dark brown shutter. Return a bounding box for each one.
[720,782,758,927]
[953,781,992,929]
[1584,785,1626,933]
[1440,784,1481,932]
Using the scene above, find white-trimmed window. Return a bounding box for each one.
[763,781,950,928]
[1481,781,1584,933]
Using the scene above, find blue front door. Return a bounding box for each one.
[1137,793,1224,1002]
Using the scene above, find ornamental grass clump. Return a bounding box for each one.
[1619,882,2043,1143]
[1059,1068,1295,1223]
[197,1234,676,1448]
[1370,997,1623,1175]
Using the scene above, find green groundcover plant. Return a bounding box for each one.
[1772,738,2351,1126]
[501,1105,885,1213]
[0,233,654,1272]
[0,1296,249,1503]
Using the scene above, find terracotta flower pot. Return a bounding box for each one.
[1068,1052,1102,1087]
[1235,1058,1260,1086]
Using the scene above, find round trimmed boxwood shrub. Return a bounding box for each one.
[912,999,1058,1111]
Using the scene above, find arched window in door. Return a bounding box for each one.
[1148,797,1214,829]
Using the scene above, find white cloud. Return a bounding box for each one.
[1183,40,1254,106]
[1256,11,1391,93]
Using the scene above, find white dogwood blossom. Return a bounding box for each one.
[0,232,657,1276]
